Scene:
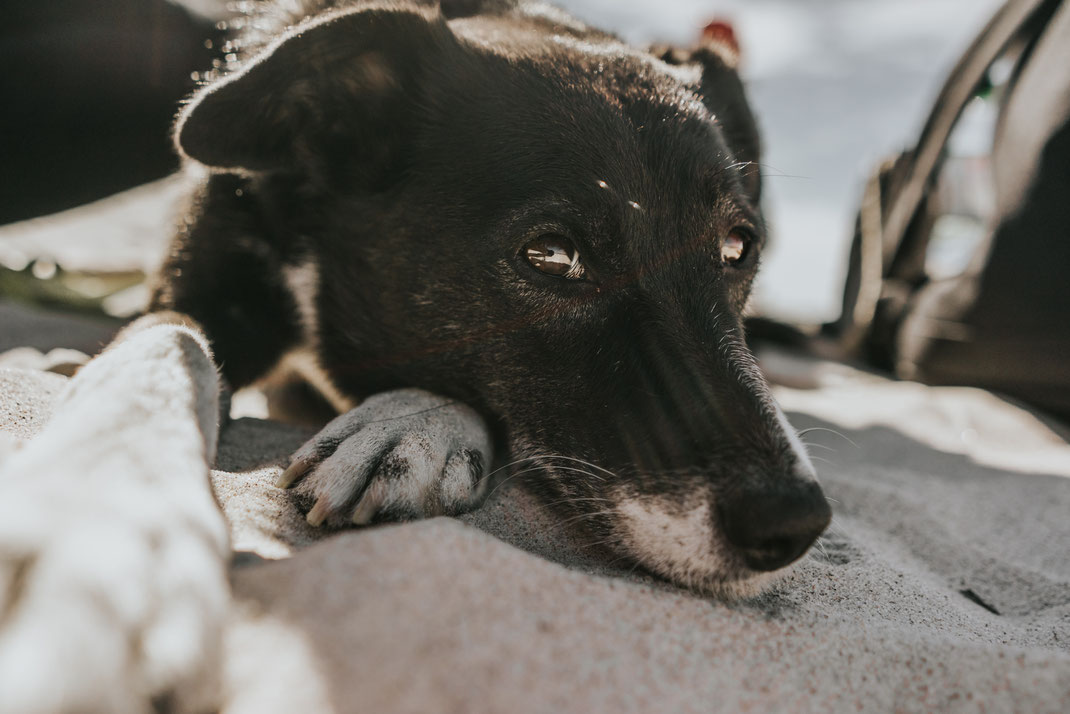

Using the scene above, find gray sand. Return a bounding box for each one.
[3,335,1068,711]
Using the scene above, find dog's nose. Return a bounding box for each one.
[718,480,832,572]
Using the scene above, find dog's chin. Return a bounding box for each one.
[644,562,785,601]
[609,494,790,601]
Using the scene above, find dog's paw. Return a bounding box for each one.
[277,389,492,527]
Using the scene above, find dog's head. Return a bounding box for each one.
[177,1,830,597]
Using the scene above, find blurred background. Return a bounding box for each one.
[552,0,1005,323]
[0,0,1005,325]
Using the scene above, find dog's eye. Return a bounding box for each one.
[721,229,750,265]
[524,236,587,280]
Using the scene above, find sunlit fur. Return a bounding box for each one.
[155,0,828,597]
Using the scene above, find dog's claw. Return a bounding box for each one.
[351,494,378,526]
[306,498,330,527]
[276,460,310,489]
[284,389,492,528]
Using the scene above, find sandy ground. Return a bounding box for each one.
[1,316,1068,711]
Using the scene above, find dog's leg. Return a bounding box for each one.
[150,173,305,390]
[0,316,228,713]
[277,389,493,527]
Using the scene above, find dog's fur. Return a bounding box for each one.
[153,0,830,597]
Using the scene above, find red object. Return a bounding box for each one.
[702,19,740,57]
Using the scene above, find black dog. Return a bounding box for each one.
[152,0,830,596]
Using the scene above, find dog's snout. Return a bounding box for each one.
[719,480,832,572]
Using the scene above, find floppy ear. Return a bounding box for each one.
[653,28,762,202]
[175,6,457,182]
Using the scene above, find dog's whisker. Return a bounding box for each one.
[480,465,535,496]
[525,497,616,520]
[483,455,544,481]
[489,463,557,483]
[755,162,813,180]
[576,536,623,551]
[825,518,850,538]
[596,551,638,571]
[531,454,619,479]
[484,459,609,501]
[483,465,551,500]
[600,552,632,567]
[623,557,647,579]
[505,450,621,483]
[554,508,621,528]
[539,465,607,482]
[814,539,831,563]
[797,427,860,449]
[540,496,615,509]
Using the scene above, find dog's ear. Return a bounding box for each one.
[652,31,762,202]
[175,6,457,184]
[692,44,761,201]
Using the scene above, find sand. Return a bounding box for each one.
[1,318,1068,711]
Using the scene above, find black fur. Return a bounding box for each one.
[152,0,829,589]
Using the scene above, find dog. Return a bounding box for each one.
[153,0,831,597]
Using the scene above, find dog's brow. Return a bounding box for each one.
[594,179,644,214]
